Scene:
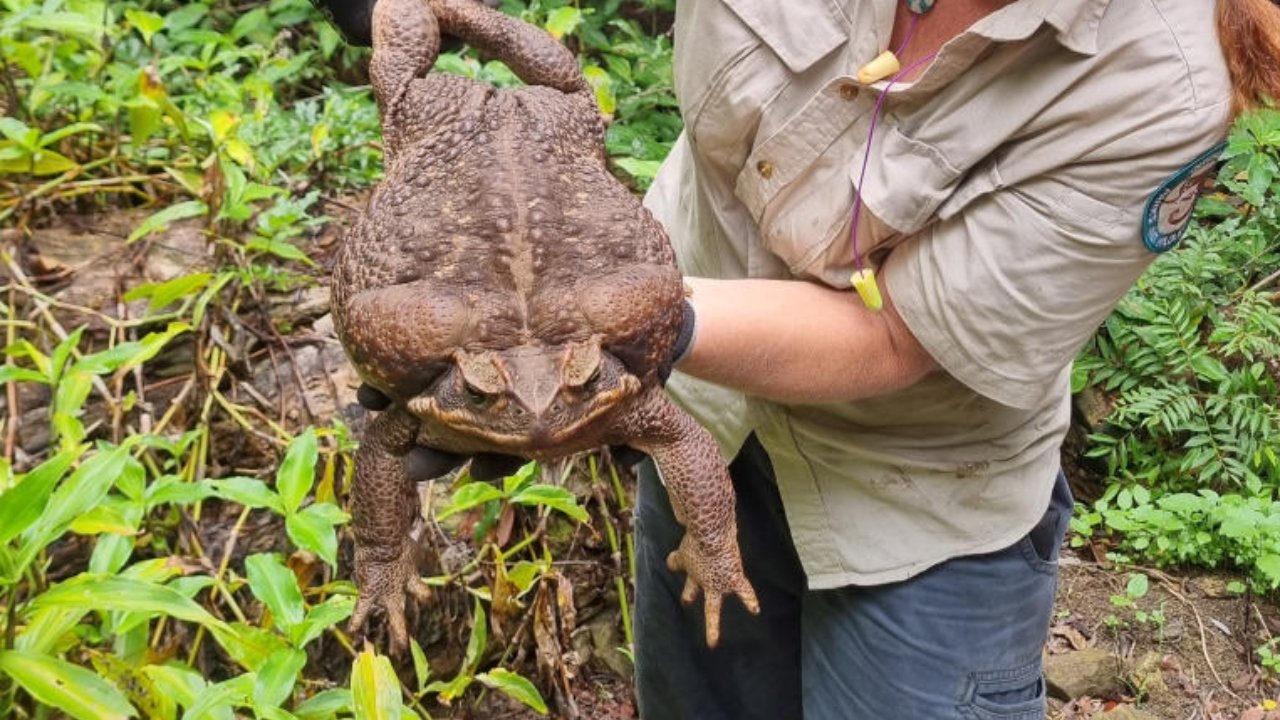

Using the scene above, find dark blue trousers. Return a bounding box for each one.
[633,435,1071,720]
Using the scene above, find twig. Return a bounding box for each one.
[1143,567,1242,701]
[1247,268,1280,294]
[5,283,18,462]
[1,250,126,429]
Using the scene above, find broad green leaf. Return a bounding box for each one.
[253,648,307,710]
[277,428,318,513]
[71,323,190,376]
[145,476,215,508]
[225,137,255,171]
[476,668,548,715]
[0,366,46,384]
[0,650,135,720]
[543,6,582,39]
[123,272,212,312]
[426,674,472,703]
[124,9,164,44]
[33,575,227,630]
[209,476,284,513]
[210,622,290,672]
[411,638,430,691]
[301,501,349,525]
[20,443,134,569]
[437,482,504,519]
[286,505,339,567]
[230,6,270,42]
[40,122,104,146]
[0,444,84,545]
[244,236,316,266]
[501,461,538,495]
[70,502,139,536]
[295,689,352,720]
[0,117,34,145]
[182,673,254,720]
[350,649,401,720]
[507,560,545,594]
[0,146,78,175]
[611,157,663,182]
[164,3,208,32]
[89,534,136,576]
[14,607,83,654]
[50,326,86,381]
[511,484,589,522]
[18,12,105,45]
[245,553,305,631]
[582,65,616,116]
[126,200,208,244]
[139,663,212,717]
[1258,555,1280,587]
[290,595,355,648]
[1125,573,1149,599]
[463,599,487,672]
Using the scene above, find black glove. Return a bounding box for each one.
[310,0,375,46]
[657,298,697,385]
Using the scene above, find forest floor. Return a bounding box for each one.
[7,206,1279,720]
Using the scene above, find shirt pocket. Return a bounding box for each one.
[734,93,888,284]
[677,0,846,173]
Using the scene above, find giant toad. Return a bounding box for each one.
[330,0,758,653]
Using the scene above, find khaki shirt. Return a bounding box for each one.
[644,0,1231,587]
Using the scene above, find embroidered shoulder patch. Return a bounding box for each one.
[1142,142,1226,253]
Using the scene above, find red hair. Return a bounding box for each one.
[1218,0,1280,116]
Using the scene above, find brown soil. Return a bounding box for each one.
[1050,555,1280,720]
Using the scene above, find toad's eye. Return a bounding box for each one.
[583,367,601,388]
[464,383,491,407]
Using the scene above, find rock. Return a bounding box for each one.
[1044,647,1126,701]
[584,607,631,679]
[1127,652,1168,702]
[248,318,361,428]
[1236,708,1280,720]
[1102,705,1159,719]
[1074,386,1114,430]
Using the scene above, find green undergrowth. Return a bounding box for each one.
[1,0,674,717]
[1071,108,1280,604]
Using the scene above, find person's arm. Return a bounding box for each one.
[677,275,938,405]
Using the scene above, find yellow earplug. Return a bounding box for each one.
[851,268,883,312]
[857,51,901,85]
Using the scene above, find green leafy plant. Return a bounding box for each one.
[1073,105,1280,589]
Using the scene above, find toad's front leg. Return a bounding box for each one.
[614,389,759,647]
[348,405,432,655]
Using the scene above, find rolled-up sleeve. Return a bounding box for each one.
[884,174,1160,410]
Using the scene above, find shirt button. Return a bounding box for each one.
[756,160,774,179]
[839,83,858,100]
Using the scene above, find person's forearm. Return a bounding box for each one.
[677,277,938,404]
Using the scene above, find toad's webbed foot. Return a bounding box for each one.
[349,540,432,656]
[666,522,759,648]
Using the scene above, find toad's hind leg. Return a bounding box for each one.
[430,0,588,95]
[608,389,759,647]
[348,406,433,655]
[370,0,440,120]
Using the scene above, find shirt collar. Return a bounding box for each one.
[977,0,1110,55]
